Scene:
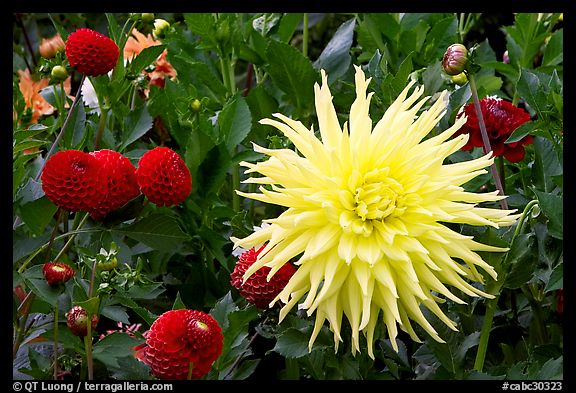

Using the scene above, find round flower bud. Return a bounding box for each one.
[190,99,201,112]
[502,50,510,64]
[50,65,69,82]
[450,72,468,86]
[442,43,469,76]
[152,19,170,40]
[141,13,155,23]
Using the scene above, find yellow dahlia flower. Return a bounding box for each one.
[231,65,520,358]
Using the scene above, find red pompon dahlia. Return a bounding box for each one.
[88,149,141,220]
[136,147,192,207]
[42,262,75,286]
[455,96,532,163]
[65,28,119,76]
[139,309,223,380]
[230,244,297,309]
[41,150,104,212]
[66,306,99,337]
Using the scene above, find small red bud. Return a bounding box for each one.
[443,44,469,76]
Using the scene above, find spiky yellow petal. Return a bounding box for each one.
[234,65,518,358]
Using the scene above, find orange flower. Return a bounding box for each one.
[16,69,72,124]
[124,29,176,90]
[39,34,65,58]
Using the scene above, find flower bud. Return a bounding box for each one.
[50,65,69,82]
[190,99,201,112]
[442,43,469,76]
[141,13,155,23]
[152,19,170,40]
[450,72,468,86]
[502,50,510,64]
[39,34,65,59]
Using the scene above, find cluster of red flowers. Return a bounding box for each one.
[41,147,192,220]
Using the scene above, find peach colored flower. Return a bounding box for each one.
[124,29,176,90]
[39,34,65,59]
[16,69,72,124]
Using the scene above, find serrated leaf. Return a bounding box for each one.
[532,136,562,193]
[100,305,130,324]
[544,263,563,292]
[272,327,311,358]
[265,40,318,110]
[110,355,152,380]
[92,332,143,369]
[517,68,547,118]
[18,196,58,236]
[504,233,537,289]
[542,29,563,66]
[120,104,153,151]
[210,292,237,331]
[113,214,190,251]
[533,189,563,240]
[219,95,252,153]
[127,45,166,75]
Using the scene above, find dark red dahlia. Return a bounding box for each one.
[42,262,75,286]
[65,28,119,76]
[88,149,141,220]
[41,150,104,212]
[230,244,297,309]
[455,97,532,163]
[136,147,192,207]
[138,309,223,380]
[66,305,99,337]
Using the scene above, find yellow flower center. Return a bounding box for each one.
[338,167,406,236]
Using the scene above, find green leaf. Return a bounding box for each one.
[100,305,130,324]
[15,178,44,204]
[113,213,191,251]
[75,296,100,316]
[210,292,237,331]
[120,103,153,151]
[127,45,166,75]
[505,121,536,144]
[125,282,165,300]
[504,233,537,289]
[516,68,548,118]
[276,13,303,43]
[92,332,143,369]
[110,355,152,380]
[172,291,187,310]
[219,95,252,153]
[18,196,58,236]
[532,136,562,193]
[533,190,563,240]
[544,263,563,292]
[272,328,311,359]
[542,29,563,67]
[313,18,355,83]
[112,295,157,326]
[265,39,318,110]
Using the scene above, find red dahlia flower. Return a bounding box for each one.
[137,309,223,380]
[230,244,297,309]
[455,96,532,163]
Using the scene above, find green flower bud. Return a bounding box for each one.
[97,257,118,271]
[50,65,68,82]
[153,19,170,40]
[190,99,201,112]
[141,13,155,23]
[450,72,468,86]
[442,43,469,76]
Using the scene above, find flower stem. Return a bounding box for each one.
[473,298,497,372]
[53,302,59,380]
[467,72,508,210]
[473,199,539,371]
[94,103,109,150]
[84,331,94,380]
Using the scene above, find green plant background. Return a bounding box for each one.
[13,12,563,380]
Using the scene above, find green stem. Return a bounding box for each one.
[13,291,35,360]
[52,213,91,263]
[497,156,506,195]
[84,331,94,380]
[467,72,508,210]
[302,13,309,58]
[473,199,539,371]
[473,298,497,372]
[187,362,194,380]
[53,302,59,380]
[521,285,547,345]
